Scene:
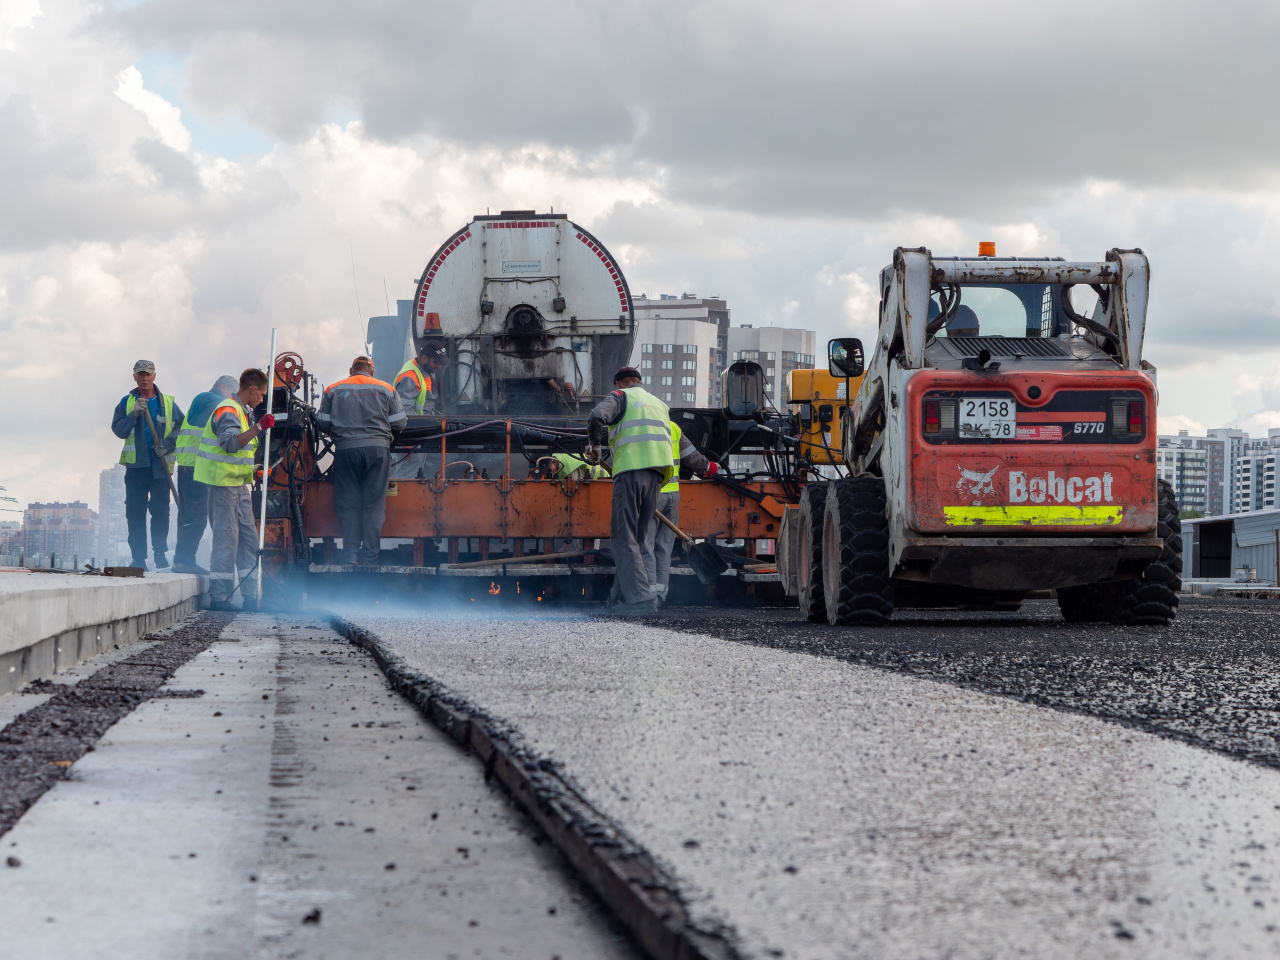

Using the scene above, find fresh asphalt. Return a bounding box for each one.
[650,596,1280,770]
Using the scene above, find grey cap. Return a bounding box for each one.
[133,359,155,374]
[212,375,239,397]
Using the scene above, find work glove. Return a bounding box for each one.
[258,413,277,430]
[583,444,600,465]
[133,405,146,420]
[704,462,720,478]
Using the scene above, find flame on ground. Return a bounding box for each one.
[488,581,500,596]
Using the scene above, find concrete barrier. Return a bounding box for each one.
[0,572,204,695]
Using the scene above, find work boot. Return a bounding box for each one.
[154,555,170,570]
[242,597,261,613]
[171,561,208,575]
[208,600,238,612]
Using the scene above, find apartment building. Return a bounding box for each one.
[726,325,817,404]
[1155,435,1209,515]
[631,294,730,407]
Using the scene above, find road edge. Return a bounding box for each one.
[330,615,740,960]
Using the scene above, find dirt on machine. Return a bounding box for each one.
[779,245,1182,625]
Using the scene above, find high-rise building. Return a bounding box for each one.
[726,325,817,406]
[630,294,730,407]
[20,501,97,565]
[96,465,130,565]
[0,520,20,558]
[1156,434,1209,515]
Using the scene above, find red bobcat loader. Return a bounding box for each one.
[793,246,1181,625]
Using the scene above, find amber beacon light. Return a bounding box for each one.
[978,241,996,257]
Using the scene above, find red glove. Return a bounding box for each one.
[705,462,720,478]
[258,414,277,430]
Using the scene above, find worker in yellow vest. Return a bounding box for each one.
[172,375,238,574]
[195,368,273,610]
[110,359,185,570]
[390,340,448,480]
[587,366,674,614]
[643,420,719,604]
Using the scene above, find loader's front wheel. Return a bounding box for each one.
[822,476,895,626]
[1057,479,1182,625]
[797,481,829,622]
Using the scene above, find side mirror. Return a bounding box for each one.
[828,338,864,378]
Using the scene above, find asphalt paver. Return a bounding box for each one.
[0,615,637,960]
[355,608,1280,959]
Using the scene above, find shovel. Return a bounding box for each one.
[654,512,728,585]
[139,401,181,508]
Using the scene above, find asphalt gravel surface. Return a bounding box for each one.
[647,596,1280,771]
[354,608,1280,959]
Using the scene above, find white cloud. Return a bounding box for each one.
[115,64,190,153]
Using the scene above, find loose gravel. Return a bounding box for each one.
[652,596,1280,769]
[0,611,235,836]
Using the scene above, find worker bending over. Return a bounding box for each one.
[111,359,184,571]
[172,375,238,574]
[195,368,273,611]
[318,356,406,565]
[587,366,674,614]
[644,421,719,604]
[390,340,447,480]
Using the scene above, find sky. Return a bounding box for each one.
[4,0,1280,512]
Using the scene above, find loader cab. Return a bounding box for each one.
[928,281,1092,340]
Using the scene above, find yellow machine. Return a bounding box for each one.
[786,369,860,466]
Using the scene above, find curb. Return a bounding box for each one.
[331,616,740,960]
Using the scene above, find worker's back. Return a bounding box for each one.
[319,375,406,449]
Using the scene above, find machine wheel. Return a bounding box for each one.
[1057,480,1182,625]
[797,481,829,622]
[822,476,895,625]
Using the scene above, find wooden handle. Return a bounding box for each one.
[441,549,589,570]
[655,510,693,543]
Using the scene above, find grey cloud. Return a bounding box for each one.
[109,0,1280,218]
[134,138,203,193]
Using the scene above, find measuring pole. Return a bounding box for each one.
[256,327,277,600]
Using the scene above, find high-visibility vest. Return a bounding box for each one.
[193,400,256,486]
[120,393,176,470]
[174,394,214,467]
[395,359,433,414]
[552,453,606,480]
[607,387,674,483]
[661,421,683,493]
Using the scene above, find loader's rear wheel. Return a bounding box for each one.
[822,476,895,625]
[797,481,829,622]
[1057,479,1182,625]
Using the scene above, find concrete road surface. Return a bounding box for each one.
[0,614,636,960]
[353,601,1280,959]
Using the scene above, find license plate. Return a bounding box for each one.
[959,397,1015,439]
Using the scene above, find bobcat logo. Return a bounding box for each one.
[957,465,999,498]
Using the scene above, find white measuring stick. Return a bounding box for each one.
[256,327,277,600]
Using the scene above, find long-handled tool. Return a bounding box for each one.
[257,328,278,600]
[654,511,727,585]
[139,401,180,508]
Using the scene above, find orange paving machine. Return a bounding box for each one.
[251,213,838,605]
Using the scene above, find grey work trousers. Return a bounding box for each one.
[389,449,429,480]
[208,484,258,603]
[643,490,679,601]
[334,446,390,564]
[609,468,665,605]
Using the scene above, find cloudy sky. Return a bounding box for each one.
[3,0,1280,512]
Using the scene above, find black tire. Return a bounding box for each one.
[798,481,828,622]
[1057,479,1182,625]
[822,476,895,625]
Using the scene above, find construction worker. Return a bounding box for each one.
[195,368,274,611]
[643,421,719,604]
[390,340,448,480]
[587,366,674,614]
[318,356,406,565]
[110,359,185,570]
[172,375,239,575]
[547,453,608,481]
